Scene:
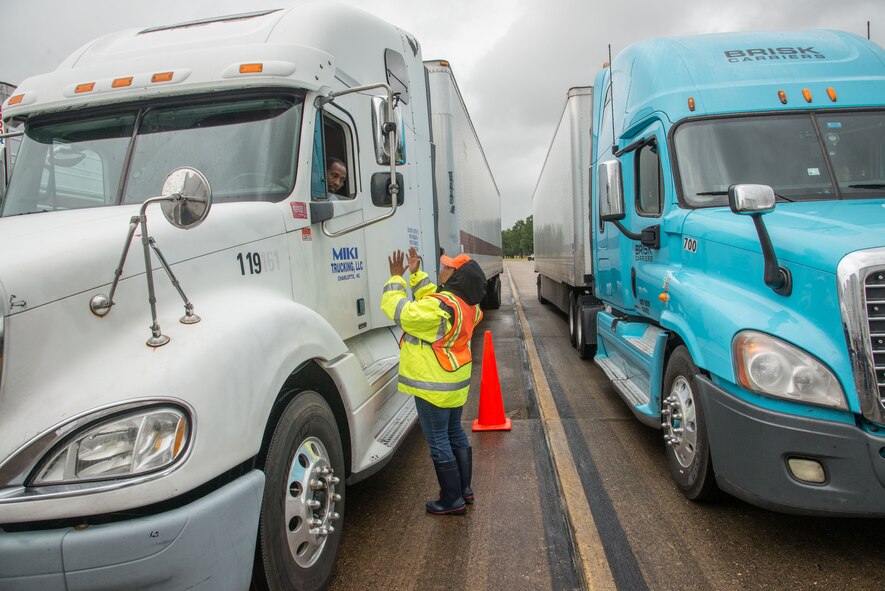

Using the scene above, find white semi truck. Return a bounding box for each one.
[0,5,501,590]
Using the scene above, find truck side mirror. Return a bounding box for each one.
[160,167,212,229]
[372,96,406,165]
[728,183,791,296]
[598,159,625,221]
[91,167,212,345]
[728,184,776,215]
[371,172,405,206]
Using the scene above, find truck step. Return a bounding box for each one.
[595,356,649,406]
[375,395,417,447]
[594,311,668,428]
[623,328,659,356]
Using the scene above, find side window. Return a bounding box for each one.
[311,110,355,200]
[636,140,662,216]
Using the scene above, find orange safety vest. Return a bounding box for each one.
[426,292,482,372]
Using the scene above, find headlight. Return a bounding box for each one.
[733,331,846,410]
[31,406,190,485]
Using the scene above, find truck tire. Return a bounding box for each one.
[483,274,502,310]
[661,347,716,501]
[537,275,549,305]
[567,292,578,347]
[255,392,345,591]
[574,296,596,359]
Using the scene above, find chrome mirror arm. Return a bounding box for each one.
[148,236,200,324]
[89,168,212,347]
[89,195,176,345]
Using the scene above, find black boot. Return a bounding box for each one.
[426,460,466,515]
[453,446,474,504]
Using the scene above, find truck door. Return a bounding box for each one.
[620,121,667,322]
[308,105,372,340]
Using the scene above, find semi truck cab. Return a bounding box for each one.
[0,5,501,590]
[588,30,885,515]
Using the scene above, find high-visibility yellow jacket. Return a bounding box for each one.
[381,269,483,408]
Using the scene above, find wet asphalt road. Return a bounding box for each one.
[329,261,885,591]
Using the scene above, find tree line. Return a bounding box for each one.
[501,215,533,258]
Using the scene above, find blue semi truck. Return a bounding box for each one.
[533,30,885,516]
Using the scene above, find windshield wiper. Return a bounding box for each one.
[7,209,49,217]
[696,190,794,202]
[848,183,885,190]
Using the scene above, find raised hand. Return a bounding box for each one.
[407,246,421,273]
[388,250,406,276]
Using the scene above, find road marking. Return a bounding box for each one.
[507,267,617,591]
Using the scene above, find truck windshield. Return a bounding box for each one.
[674,111,885,207]
[1,95,303,217]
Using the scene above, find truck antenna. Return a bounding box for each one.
[608,44,617,155]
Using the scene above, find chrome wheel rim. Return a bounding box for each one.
[662,376,698,468]
[284,436,341,568]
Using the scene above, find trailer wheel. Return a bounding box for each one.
[661,347,716,501]
[483,275,502,310]
[567,292,578,346]
[255,392,345,591]
[537,275,549,305]
[574,296,596,359]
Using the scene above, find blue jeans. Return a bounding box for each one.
[414,396,470,463]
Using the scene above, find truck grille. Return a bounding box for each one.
[838,247,885,425]
[867,270,885,408]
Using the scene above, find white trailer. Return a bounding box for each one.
[533,87,599,353]
[427,60,503,308]
[0,5,500,591]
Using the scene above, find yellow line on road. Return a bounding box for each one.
[506,267,617,591]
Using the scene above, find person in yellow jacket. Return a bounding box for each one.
[382,247,486,515]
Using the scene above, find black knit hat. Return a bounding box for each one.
[441,259,487,305]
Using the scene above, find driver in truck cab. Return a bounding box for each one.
[325,157,347,195]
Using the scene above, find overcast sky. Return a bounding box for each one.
[2,0,882,228]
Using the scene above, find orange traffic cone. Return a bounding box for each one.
[472,331,512,431]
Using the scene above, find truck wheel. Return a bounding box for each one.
[575,296,596,359]
[661,347,716,501]
[567,292,578,347]
[483,275,502,310]
[537,275,549,305]
[255,392,345,591]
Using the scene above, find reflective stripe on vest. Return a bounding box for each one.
[399,375,472,392]
[426,292,480,372]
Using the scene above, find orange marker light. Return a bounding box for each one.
[239,63,264,74]
[802,88,812,103]
[8,94,24,105]
[440,60,450,67]
[112,77,133,88]
[173,419,188,456]
[826,87,837,102]
[658,292,670,303]
[687,97,696,112]
[152,72,174,83]
[75,82,95,94]
[777,90,787,104]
